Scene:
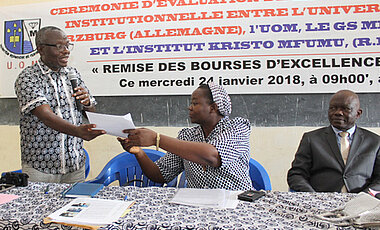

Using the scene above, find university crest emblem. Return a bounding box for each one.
[4,19,40,55]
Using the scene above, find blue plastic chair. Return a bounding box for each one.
[83,148,90,179]
[175,158,271,190]
[249,158,271,191]
[177,172,187,188]
[86,149,180,187]
[3,148,91,179]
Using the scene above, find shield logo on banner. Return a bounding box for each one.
[4,19,40,55]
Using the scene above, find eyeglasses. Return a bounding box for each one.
[41,43,74,51]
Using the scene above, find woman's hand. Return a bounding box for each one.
[122,128,157,147]
[117,137,143,155]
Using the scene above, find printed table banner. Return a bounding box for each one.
[0,0,379,97]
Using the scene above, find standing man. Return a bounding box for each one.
[15,26,105,183]
[287,90,380,193]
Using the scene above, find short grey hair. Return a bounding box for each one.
[35,26,63,47]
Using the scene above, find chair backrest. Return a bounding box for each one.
[177,172,187,188]
[83,148,90,179]
[1,169,22,177]
[173,159,271,190]
[249,158,272,191]
[86,149,179,187]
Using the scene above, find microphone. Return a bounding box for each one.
[68,70,83,111]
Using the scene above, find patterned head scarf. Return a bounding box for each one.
[208,82,232,117]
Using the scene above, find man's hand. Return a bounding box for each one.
[73,86,91,106]
[77,124,105,141]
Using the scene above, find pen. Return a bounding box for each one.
[368,188,380,198]
[44,185,49,194]
[120,201,136,217]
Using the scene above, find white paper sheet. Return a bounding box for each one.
[169,188,239,209]
[0,194,19,205]
[85,112,135,137]
[47,198,134,226]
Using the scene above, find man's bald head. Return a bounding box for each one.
[328,90,362,131]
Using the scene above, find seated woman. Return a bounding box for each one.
[118,83,253,190]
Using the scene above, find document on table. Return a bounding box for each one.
[0,194,19,205]
[45,197,135,228]
[169,188,240,209]
[86,112,135,138]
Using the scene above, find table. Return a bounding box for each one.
[0,182,373,230]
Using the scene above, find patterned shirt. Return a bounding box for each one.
[14,60,96,175]
[155,116,253,191]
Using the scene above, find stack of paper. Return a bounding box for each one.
[169,188,239,209]
[86,112,136,138]
[45,198,134,228]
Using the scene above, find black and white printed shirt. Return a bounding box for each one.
[155,116,253,191]
[14,60,96,175]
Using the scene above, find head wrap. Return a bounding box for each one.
[208,82,232,117]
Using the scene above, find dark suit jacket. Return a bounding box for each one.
[287,126,380,193]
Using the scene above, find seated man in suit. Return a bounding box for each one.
[287,90,380,193]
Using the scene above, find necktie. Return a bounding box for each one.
[339,132,350,193]
[339,132,350,164]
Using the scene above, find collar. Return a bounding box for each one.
[204,116,229,139]
[37,59,67,75]
[331,125,356,138]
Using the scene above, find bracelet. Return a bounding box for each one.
[156,133,160,151]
